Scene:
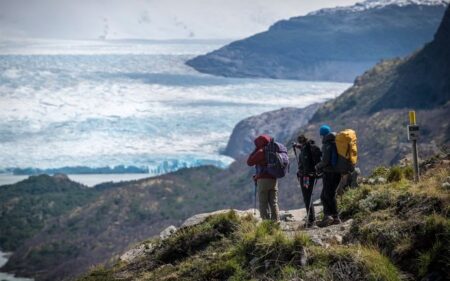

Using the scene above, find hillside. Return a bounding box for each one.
[1,162,313,281]
[78,159,450,281]
[186,0,448,82]
[0,174,100,251]
[301,4,450,173]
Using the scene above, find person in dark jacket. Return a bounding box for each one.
[315,125,342,227]
[294,134,321,227]
[247,134,280,222]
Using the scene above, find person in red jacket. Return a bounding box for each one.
[247,134,280,222]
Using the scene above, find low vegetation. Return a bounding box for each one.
[340,161,449,280]
[79,160,449,281]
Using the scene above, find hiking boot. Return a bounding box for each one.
[317,216,334,228]
[332,216,342,225]
[305,221,316,228]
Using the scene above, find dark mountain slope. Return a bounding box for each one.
[0,174,100,251]
[305,5,450,173]
[186,1,447,82]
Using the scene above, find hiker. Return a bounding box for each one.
[315,125,342,227]
[293,134,322,227]
[247,135,280,222]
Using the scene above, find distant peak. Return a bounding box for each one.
[309,0,449,15]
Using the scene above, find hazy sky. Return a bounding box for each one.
[0,0,360,40]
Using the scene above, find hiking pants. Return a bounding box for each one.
[257,178,280,221]
[320,172,341,217]
[300,176,316,223]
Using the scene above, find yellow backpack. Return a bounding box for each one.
[335,129,357,165]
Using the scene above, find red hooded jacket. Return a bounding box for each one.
[247,135,275,180]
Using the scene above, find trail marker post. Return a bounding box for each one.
[407,111,420,182]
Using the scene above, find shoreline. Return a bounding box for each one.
[0,173,156,187]
[0,251,33,281]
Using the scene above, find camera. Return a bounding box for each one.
[292,142,302,149]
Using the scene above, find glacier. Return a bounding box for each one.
[0,39,350,176]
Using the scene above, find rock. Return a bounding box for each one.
[120,243,154,262]
[181,209,258,228]
[160,225,177,240]
[376,177,387,184]
[310,235,324,246]
[442,182,450,189]
[265,260,270,270]
[333,234,343,244]
[300,248,308,266]
[368,178,376,185]
[280,211,294,221]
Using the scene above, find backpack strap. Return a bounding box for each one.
[346,143,350,158]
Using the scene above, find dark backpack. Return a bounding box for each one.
[298,141,322,175]
[265,138,289,178]
[308,141,322,167]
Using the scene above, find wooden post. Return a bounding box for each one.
[408,111,420,182]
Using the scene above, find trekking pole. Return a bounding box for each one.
[293,144,301,188]
[292,144,299,164]
[254,180,257,216]
[305,176,317,227]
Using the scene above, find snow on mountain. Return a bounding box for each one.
[310,0,449,15]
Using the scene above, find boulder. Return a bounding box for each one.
[181,209,259,228]
[119,243,154,263]
[160,225,177,240]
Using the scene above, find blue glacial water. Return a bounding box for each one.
[0,39,351,178]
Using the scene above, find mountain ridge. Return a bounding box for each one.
[186,0,447,82]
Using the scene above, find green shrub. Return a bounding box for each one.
[387,166,403,182]
[371,166,390,178]
[339,185,371,219]
[402,166,414,180]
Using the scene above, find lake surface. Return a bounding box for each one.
[0,39,350,176]
[0,251,33,281]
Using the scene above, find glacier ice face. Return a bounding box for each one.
[0,40,350,173]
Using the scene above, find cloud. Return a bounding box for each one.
[0,0,359,40]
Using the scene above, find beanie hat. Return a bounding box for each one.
[319,125,331,136]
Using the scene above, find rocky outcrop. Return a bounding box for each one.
[224,103,321,158]
[187,1,448,82]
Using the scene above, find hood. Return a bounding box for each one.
[322,132,336,144]
[254,135,271,149]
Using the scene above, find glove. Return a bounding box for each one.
[315,164,323,174]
